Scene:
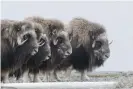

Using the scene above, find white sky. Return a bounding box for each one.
[1,1,133,71]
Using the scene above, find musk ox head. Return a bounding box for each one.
[1,20,40,55]
[87,23,111,69]
[45,19,72,59]
[51,29,72,58]
[90,31,110,61]
[30,22,51,60]
[29,33,51,66]
[14,21,40,56]
[39,34,51,61]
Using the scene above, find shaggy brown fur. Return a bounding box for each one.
[31,22,44,41]
[25,16,64,38]
[68,17,106,48]
[1,20,19,40]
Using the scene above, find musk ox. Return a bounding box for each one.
[53,17,111,81]
[8,21,51,82]
[13,34,51,83]
[1,20,40,83]
[12,16,72,82]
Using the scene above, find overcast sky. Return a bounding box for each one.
[1,1,133,71]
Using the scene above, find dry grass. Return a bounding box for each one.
[88,74,120,78]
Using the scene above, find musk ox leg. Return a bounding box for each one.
[48,70,55,82]
[41,71,50,82]
[28,72,33,82]
[46,70,58,82]
[53,70,62,82]
[81,70,90,81]
[64,66,72,81]
[1,70,10,83]
[45,71,51,82]
[22,69,31,83]
[40,71,47,82]
[33,71,42,82]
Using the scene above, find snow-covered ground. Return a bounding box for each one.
[6,71,133,89]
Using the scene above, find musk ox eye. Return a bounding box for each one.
[26,26,31,29]
[57,37,63,44]
[35,28,38,32]
[95,41,102,49]
[23,34,30,41]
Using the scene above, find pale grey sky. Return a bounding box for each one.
[1,1,133,71]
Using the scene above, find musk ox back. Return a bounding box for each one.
[1,20,39,83]
[54,17,110,81]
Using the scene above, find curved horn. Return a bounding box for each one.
[39,34,47,47]
[53,39,58,45]
[17,36,28,46]
[39,39,45,47]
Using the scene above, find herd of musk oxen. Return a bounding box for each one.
[1,16,111,83]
